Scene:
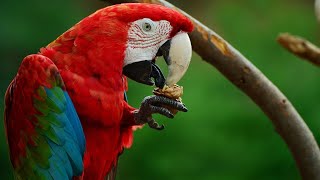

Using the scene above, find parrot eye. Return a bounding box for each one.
[138,18,156,33]
[142,22,152,32]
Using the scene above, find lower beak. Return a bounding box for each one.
[123,60,166,88]
[123,32,192,88]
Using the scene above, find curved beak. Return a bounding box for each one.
[158,32,192,86]
[123,32,192,88]
[122,60,166,88]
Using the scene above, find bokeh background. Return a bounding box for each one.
[0,0,319,179]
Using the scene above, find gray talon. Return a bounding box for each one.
[148,119,165,130]
[150,106,174,118]
[134,95,187,130]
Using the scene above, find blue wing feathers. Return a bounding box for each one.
[48,158,69,180]
[64,91,86,154]
[63,138,84,175]
[47,141,73,179]
[40,87,85,178]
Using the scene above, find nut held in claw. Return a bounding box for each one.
[153,84,183,115]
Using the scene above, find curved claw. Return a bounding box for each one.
[134,95,188,130]
[146,95,188,112]
[150,105,174,118]
[148,119,165,130]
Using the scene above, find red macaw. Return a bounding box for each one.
[4,3,193,180]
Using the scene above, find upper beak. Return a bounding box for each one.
[123,32,192,88]
[158,32,192,86]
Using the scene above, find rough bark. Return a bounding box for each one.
[278,33,320,67]
[106,0,320,179]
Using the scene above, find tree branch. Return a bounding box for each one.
[277,33,320,67]
[106,0,320,179]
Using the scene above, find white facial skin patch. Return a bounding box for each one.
[124,18,172,66]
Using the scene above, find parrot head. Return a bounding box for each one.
[117,3,194,88]
[97,3,194,88]
[47,3,193,88]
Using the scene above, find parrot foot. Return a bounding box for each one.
[134,95,188,130]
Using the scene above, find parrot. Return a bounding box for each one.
[4,3,193,180]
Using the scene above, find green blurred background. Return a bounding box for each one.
[0,0,319,179]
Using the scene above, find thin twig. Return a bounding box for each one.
[106,0,320,179]
[277,33,320,67]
